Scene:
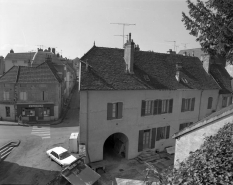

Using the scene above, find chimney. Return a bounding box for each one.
[175,61,182,82]
[183,51,187,56]
[135,44,140,51]
[52,48,56,54]
[124,33,135,74]
[10,49,14,53]
[48,47,51,52]
[167,49,176,55]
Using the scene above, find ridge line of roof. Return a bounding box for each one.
[0,65,16,81]
[16,66,20,83]
[43,62,62,83]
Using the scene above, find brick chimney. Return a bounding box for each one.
[124,33,135,74]
[175,61,182,82]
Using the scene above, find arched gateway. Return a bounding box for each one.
[103,132,129,160]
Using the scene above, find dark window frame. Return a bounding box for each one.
[107,102,123,120]
[207,97,213,109]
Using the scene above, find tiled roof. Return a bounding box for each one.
[0,62,62,84]
[32,51,58,67]
[80,46,220,91]
[173,103,233,138]
[5,52,36,61]
[210,64,233,94]
[178,48,205,59]
[0,66,19,83]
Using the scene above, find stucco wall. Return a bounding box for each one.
[174,111,233,166]
[79,89,219,162]
[0,104,15,120]
[5,60,28,72]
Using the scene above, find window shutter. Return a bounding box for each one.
[107,103,113,120]
[166,126,170,139]
[151,128,156,148]
[20,92,23,100]
[141,100,146,116]
[50,106,54,116]
[44,92,48,101]
[158,100,162,114]
[181,98,185,112]
[153,100,158,115]
[169,99,173,113]
[117,102,123,119]
[138,130,144,152]
[191,98,195,111]
[179,124,182,131]
[156,127,161,141]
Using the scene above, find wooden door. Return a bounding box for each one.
[38,108,44,120]
[143,130,150,149]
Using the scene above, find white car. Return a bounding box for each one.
[46,146,77,167]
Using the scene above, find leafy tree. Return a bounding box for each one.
[146,123,233,184]
[182,0,233,63]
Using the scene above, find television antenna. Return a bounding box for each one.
[114,34,129,41]
[111,23,136,46]
[165,40,176,51]
[181,43,189,49]
[36,45,45,50]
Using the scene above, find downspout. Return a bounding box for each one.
[86,90,91,163]
[198,90,204,121]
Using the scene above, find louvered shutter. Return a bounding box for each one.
[151,128,156,148]
[156,127,161,141]
[166,126,170,139]
[191,98,195,111]
[20,92,23,100]
[117,102,123,119]
[153,100,158,115]
[169,99,173,113]
[141,100,146,116]
[107,103,113,120]
[158,100,162,114]
[181,98,185,112]
[138,130,144,152]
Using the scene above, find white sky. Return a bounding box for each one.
[0,0,201,59]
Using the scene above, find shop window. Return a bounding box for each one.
[6,107,10,117]
[43,108,50,116]
[22,108,35,116]
[3,91,10,100]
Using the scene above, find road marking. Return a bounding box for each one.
[31,126,51,139]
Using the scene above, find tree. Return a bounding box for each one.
[182,0,233,63]
[146,123,233,184]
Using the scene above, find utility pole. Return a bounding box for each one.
[111,23,136,46]
[165,41,176,51]
[181,43,189,50]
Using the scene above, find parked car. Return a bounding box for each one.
[46,146,77,167]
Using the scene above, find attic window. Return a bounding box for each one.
[181,77,188,84]
[144,75,150,81]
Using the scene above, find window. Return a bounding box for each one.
[207,97,213,109]
[156,126,170,141]
[179,122,193,131]
[107,102,123,120]
[141,99,173,116]
[6,107,10,117]
[42,91,48,101]
[3,91,9,100]
[19,92,27,101]
[222,97,227,108]
[43,108,50,116]
[22,108,35,116]
[181,98,195,112]
[228,97,232,106]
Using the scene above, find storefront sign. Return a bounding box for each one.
[29,105,43,108]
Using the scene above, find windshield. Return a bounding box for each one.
[59,151,71,160]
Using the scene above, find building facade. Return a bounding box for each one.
[78,33,233,163]
[0,60,63,122]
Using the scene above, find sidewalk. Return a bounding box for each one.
[0,84,78,127]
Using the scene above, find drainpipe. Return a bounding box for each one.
[86,90,91,163]
[198,90,204,121]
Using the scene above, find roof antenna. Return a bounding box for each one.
[111,23,136,47]
[165,40,177,51]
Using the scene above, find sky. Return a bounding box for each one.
[0,0,202,60]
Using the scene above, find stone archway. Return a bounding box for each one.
[103,132,129,160]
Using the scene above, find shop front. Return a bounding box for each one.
[17,103,54,122]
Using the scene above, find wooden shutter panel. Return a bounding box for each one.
[166,126,170,139]
[141,100,146,116]
[158,100,162,114]
[153,100,158,115]
[138,130,144,152]
[107,103,112,120]
[156,127,161,141]
[50,106,54,116]
[117,102,123,119]
[181,98,185,112]
[169,99,173,113]
[191,98,195,111]
[151,128,156,148]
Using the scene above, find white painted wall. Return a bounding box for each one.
[79,89,219,162]
[0,104,15,121]
[5,60,28,72]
